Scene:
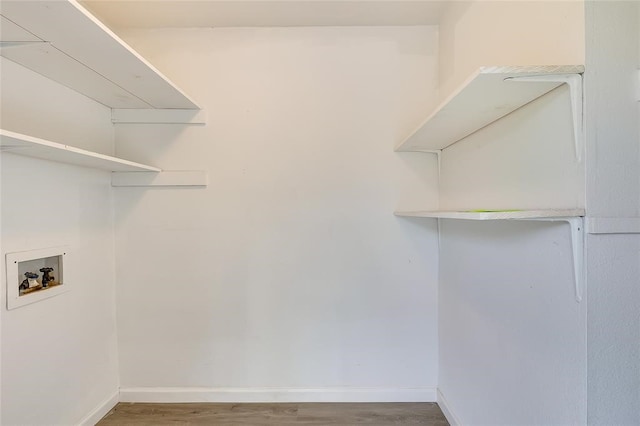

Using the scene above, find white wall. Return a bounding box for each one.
[437,90,586,424]
[438,0,585,101]
[440,84,583,211]
[438,2,640,424]
[585,2,640,424]
[435,3,589,424]
[0,58,119,424]
[112,26,441,401]
[439,220,586,426]
[0,59,114,156]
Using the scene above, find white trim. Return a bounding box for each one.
[585,217,640,234]
[119,387,436,403]
[437,389,462,426]
[77,391,119,426]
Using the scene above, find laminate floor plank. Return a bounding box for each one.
[97,402,449,425]
[297,403,448,425]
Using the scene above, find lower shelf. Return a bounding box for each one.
[394,209,585,220]
[0,128,161,172]
[395,208,585,303]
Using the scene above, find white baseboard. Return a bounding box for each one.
[437,388,462,426]
[78,391,119,426]
[119,387,437,403]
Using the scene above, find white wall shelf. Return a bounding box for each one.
[395,209,585,302]
[396,65,585,152]
[0,129,161,172]
[0,0,199,110]
[394,209,585,220]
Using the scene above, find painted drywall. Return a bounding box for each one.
[584,2,640,424]
[585,234,640,425]
[437,31,586,423]
[0,58,119,424]
[440,83,583,211]
[82,0,446,28]
[438,0,585,102]
[0,59,114,156]
[112,26,440,400]
[438,219,586,425]
[585,0,640,219]
[438,2,640,424]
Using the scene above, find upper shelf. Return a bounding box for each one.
[396,65,585,152]
[0,129,160,172]
[394,209,585,220]
[0,0,199,110]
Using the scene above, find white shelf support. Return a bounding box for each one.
[111,170,208,187]
[637,68,640,102]
[430,150,442,179]
[111,109,207,125]
[412,149,442,178]
[567,217,584,303]
[505,73,584,162]
[525,217,584,303]
[394,211,585,302]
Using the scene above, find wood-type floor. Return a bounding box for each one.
[97,402,449,425]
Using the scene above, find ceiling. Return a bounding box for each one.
[80,0,450,29]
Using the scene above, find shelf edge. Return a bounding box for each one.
[111,109,206,125]
[394,209,586,220]
[69,0,201,110]
[0,128,161,172]
[395,64,585,152]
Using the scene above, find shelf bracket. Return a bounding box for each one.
[519,216,584,303]
[415,149,442,179]
[111,170,208,187]
[111,109,207,125]
[505,74,583,162]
